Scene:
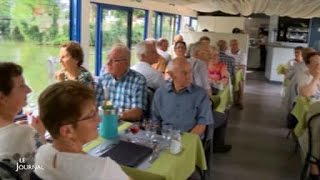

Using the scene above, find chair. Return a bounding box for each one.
[300,102,320,180]
[30,171,43,180]
[144,87,155,120]
[197,124,213,180]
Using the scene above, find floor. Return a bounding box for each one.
[210,71,301,180]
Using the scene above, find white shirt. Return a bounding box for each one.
[131,61,165,90]
[287,62,308,81]
[35,144,128,180]
[226,49,247,66]
[0,123,38,179]
[157,48,171,63]
[188,57,211,92]
[296,70,320,102]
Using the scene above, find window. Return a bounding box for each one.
[153,12,180,43]
[0,0,70,104]
[93,4,147,75]
[190,17,198,31]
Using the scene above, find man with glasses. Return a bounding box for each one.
[96,44,147,122]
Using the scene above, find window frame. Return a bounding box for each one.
[92,3,149,76]
[70,0,81,42]
[154,12,181,39]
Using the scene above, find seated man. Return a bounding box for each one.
[96,44,147,121]
[217,40,236,79]
[188,41,212,95]
[146,38,167,74]
[131,41,165,90]
[151,59,213,136]
[226,39,246,109]
[156,38,171,64]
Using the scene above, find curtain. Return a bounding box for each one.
[180,0,320,18]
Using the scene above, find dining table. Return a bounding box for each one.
[211,84,233,113]
[233,68,245,92]
[83,122,207,180]
[291,96,310,137]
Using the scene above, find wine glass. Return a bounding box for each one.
[129,123,140,143]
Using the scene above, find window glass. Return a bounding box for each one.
[191,18,198,31]
[131,9,145,66]
[0,0,70,104]
[88,3,96,75]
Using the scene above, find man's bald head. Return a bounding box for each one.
[174,35,184,43]
[167,57,192,90]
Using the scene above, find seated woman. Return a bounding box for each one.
[174,41,187,58]
[34,81,129,179]
[0,62,45,179]
[55,41,94,88]
[207,47,229,95]
[165,41,188,80]
[297,52,320,180]
[298,52,320,103]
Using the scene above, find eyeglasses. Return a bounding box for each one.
[77,108,99,122]
[107,59,128,64]
[60,108,99,126]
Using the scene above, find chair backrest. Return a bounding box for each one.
[0,160,22,180]
[30,171,42,180]
[202,124,214,144]
[144,87,156,119]
[284,79,299,112]
[306,102,320,161]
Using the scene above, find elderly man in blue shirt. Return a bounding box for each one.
[96,44,147,121]
[152,57,213,136]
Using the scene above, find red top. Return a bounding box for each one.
[208,63,227,81]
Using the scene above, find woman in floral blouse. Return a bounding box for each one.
[55,41,95,89]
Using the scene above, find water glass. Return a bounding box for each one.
[144,120,158,142]
[162,124,173,141]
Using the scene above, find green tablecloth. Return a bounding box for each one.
[212,85,232,113]
[233,69,244,92]
[292,96,310,137]
[83,125,207,180]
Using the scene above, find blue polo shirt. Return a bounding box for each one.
[152,82,213,132]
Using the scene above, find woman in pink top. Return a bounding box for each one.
[208,47,229,94]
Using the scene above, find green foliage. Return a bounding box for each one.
[103,17,127,48]
[50,33,69,45]
[0,20,10,39]
[89,23,95,46]
[4,0,67,45]
[0,1,12,17]
[28,25,42,42]
[132,25,144,45]
[11,26,24,41]
[133,9,145,18]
